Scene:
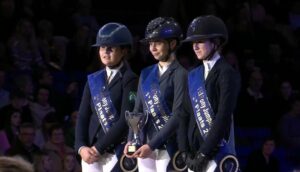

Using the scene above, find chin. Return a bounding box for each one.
[102,61,111,66]
[153,56,160,61]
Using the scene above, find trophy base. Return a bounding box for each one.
[127,145,137,155]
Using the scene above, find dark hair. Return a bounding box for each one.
[19,123,35,130]
[47,123,63,136]
[9,89,27,99]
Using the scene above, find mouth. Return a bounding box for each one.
[102,56,111,59]
[195,52,201,56]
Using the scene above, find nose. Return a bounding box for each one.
[150,43,157,52]
[104,47,113,54]
[102,46,112,54]
[193,43,199,50]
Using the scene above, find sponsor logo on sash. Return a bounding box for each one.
[188,66,239,172]
[141,65,171,130]
[88,70,117,133]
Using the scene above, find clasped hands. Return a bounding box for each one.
[79,146,100,164]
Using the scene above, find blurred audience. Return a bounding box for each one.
[244,137,280,172]
[6,123,41,164]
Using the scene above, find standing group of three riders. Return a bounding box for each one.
[75,15,241,172]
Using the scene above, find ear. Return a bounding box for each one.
[212,38,221,49]
[169,39,177,50]
[121,48,128,55]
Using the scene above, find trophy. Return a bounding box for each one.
[125,110,148,155]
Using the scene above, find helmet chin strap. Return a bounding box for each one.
[203,42,218,61]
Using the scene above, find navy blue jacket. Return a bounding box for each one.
[180,58,240,157]
[75,62,138,154]
[132,60,187,150]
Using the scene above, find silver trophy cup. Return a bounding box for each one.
[125,111,148,155]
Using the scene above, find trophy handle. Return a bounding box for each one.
[120,154,138,172]
[172,151,188,171]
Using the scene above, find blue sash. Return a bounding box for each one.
[141,65,172,131]
[188,66,239,172]
[88,70,118,134]
[141,65,178,169]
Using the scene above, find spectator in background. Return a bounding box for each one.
[236,69,272,128]
[279,96,300,169]
[33,67,74,121]
[36,19,69,71]
[34,112,60,149]
[6,123,41,164]
[44,123,78,172]
[35,150,55,172]
[13,73,34,101]
[0,90,32,130]
[71,0,99,37]
[245,137,280,172]
[36,19,54,65]
[2,109,22,146]
[29,86,55,128]
[272,80,299,137]
[8,18,45,72]
[63,152,81,172]
[276,80,298,114]
[244,137,280,172]
[65,24,92,72]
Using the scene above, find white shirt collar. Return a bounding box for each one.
[203,53,220,79]
[203,53,220,70]
[106,62,124,82]
[158,62,171,76]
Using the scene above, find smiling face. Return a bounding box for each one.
[148,39,176,62]
[99,46,126,67]
[192,40,214,60]
[149,40,169,61]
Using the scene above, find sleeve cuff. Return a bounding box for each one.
[78,146,86,155]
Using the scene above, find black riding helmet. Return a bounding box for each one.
[182,15,228,48]
[141,17,183,43]
[92,22,133,47]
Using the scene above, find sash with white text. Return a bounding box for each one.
[88,70,117,134]
[141,65,179,170]
[141,65,172,131]
[188,66,213,138]
[188,66,239,172]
